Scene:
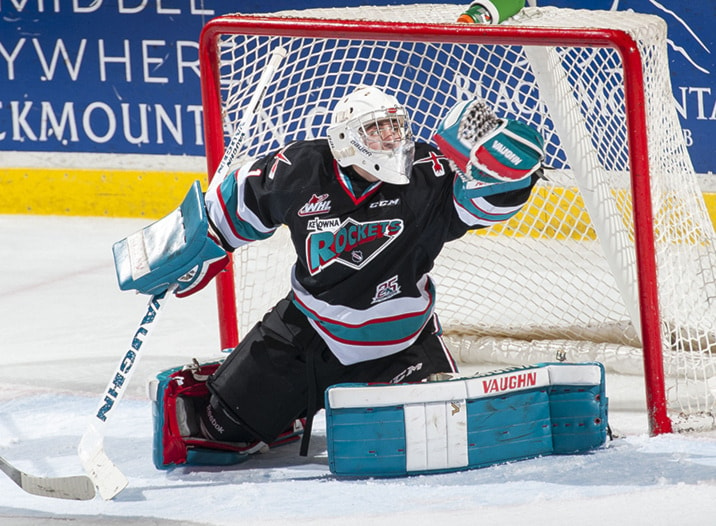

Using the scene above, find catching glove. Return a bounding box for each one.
[433,98,544,184]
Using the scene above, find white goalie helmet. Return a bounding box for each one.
[327,86,415,185]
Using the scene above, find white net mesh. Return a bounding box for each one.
[204,5,716,429]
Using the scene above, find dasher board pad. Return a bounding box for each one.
[325,362,608,477]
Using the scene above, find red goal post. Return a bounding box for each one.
[197,5,716,435]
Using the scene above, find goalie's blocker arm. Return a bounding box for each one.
[112,181,230,298]
[433,98,545,184]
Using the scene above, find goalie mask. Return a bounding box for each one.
[327,86,415,185]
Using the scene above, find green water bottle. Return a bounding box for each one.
[457,0,525,24]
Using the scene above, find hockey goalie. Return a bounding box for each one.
[113,85,608,476]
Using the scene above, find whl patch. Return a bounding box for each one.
[306,218,403,275]
[298,194,332,216]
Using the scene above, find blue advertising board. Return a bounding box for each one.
[0,0,713,173]
[1,1,216,157]
[533,0,715,175]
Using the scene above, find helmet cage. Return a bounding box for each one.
[327,95,415,185]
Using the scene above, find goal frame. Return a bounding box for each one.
[198,14,670,435]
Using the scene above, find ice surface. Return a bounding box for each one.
[2,215,716,525]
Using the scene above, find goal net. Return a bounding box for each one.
[198,5,716,434]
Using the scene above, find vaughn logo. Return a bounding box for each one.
[482,371,538,394]
[490,138,522,166]
[298,194,332,217]
[306,218,403,275]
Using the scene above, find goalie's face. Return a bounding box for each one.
[360,115,408,152]
[327,87,415,185]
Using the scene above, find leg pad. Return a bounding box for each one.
[325,362,608,477]
[149,361,304,469]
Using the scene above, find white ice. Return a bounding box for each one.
[2,214,716,525]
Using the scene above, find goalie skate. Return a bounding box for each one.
[148,360,304,469]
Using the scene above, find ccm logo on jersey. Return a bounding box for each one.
[370,198,400,208]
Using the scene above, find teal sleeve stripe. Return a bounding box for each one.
[454,177,531,222]
[454,175,533,199]
[219,176,275,242]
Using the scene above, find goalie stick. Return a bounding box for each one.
[207,46,289,195]
[78,290,172,500]
[0,455,95,501]
[77,45,288,501]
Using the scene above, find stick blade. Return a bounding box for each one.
[20,472,97,501]
[0,456,96,501]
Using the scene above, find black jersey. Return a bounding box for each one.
[206,139,537,365]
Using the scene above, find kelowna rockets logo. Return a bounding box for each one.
[306,218,404,275]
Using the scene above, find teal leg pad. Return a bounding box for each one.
[326,362,608,477]
[467,389,553,468]
[549,384,608,453]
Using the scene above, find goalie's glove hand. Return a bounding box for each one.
[433,98,544,184]
[113,181,230,299]
[174,226,230,298]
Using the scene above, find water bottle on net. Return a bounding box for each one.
[457,0,525,24]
